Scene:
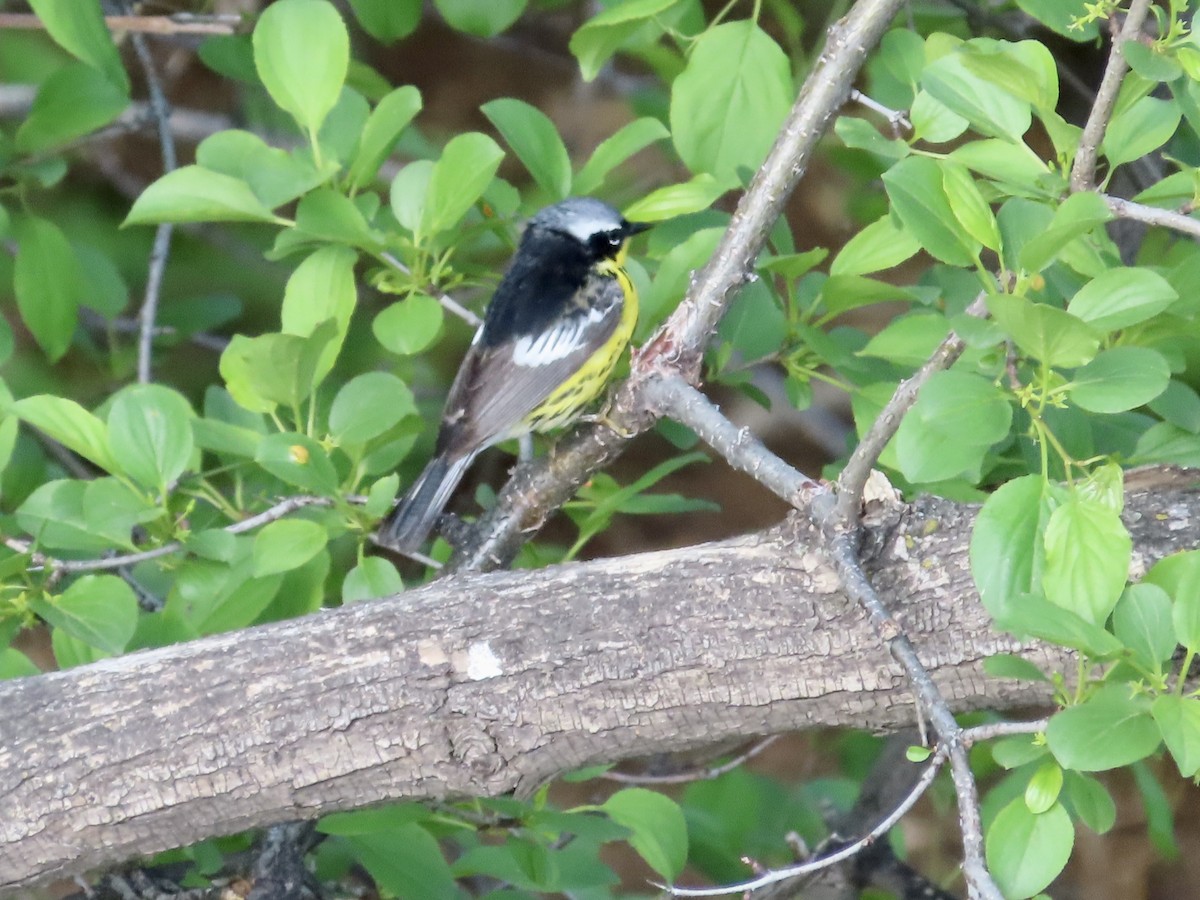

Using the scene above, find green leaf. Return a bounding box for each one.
[894,370,1012,483]
[1015,0,1098,40]
[434,0,527,37]
[330,372,417,445]
[27,0,129,90]
[1066,267,1178,333]
[389,159,434,233]
[253,0,349,138]
[1149,551,1200,649]
[347,85,422,190]
[252,518,327,576]
[858,313,949,367]
[882,156,980,267]
[280,246,359,387]
[15,61,129,154]
[1062,772,1115,834]
[967,475,1040,604]
[1042,496,1130,625]
[482,98,571,200]
[574,117,670,195]
[1003,594,1123,658]
[29,575,138,655]
[950,139,1050,191]
[365,474,400,518]
[0,648,40,680]
[1024,761,1062,815]
[621,174,725,221]
[1047,685,1161,771]
[347,826,458,900]
[570,0,682,81]
[600,788,687,881]
[347,0,421,42]
[1018,191,1113,273]
[107,384,195,493]
[14,217,82,362]
[1068,347,1170,414]
[830,213,921,276]
[373,294,445,356]
[293,189,379,248]
[318,802,429,835]
[220,321,337,414]
[922,44,1032,141]
[196,130,329,209]
[13,395,120,474]
[1152,695,1200,778]
[961,39,1058,112]
[670,22,792,187]
[987,292,1100,368]
[835,117,909,161]
[910,90,969,143]
[421,132,505,236]
[992,736,1047,769]
[124,166,284,225]
[192,417,263,460]
[985,799,1073,899]
[1112,583,1176,673]
[941,159,1000,250]
[1103,97,1181,169]
[255,433,340,495]
[983,653,1049,682]
[343,557,404,602]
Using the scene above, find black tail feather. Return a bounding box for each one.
[375,452,475,553]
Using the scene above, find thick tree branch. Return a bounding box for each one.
[2,468,1197,893]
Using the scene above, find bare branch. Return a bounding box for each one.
[602,736,781,786]
[1103,193,1200,241]
[1069,0,1154,193]
[0,13,242,36]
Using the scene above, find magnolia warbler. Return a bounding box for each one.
[376,197,649,553]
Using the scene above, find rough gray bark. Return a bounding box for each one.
[2,469,1198,893]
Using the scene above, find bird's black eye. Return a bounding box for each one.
[588,230,624,257]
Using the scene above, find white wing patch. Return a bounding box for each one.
[512,307,606,367]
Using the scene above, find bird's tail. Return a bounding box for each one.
[376,452,475,553]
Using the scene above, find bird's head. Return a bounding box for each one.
[528,197,650,265]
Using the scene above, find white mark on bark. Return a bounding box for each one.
[418,639,449,666]
[466,642,502,680]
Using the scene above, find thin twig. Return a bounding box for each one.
[602,735,781,786]
[125,14,178,385]
[849,88,911,137]
[962,717,1050,745]
[833,293,988,524]
[0,13,242,36]
[658,743,949,896]
[378,252,483,328]
[16,495,335,575]
[447,0,908,573]
[643,375,819,505]
[1102,194,1200,241]
[1069,0,1153,192]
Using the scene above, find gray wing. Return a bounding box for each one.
[435,275,624,457]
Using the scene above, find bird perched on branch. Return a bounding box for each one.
[375,197,649,554]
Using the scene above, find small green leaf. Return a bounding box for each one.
[894,370,1012,483]
[28,575,138,656]
[13,395,119,474]
[1047,685,1161,771]
[906,745,933,762]
[986,799,1073,899]
[27,0,129,90]
[670,21,792,187]
[830,214,921,276]
[1019,191,1113,273]
[330,372,417,445]
[318,802,429,835]
[294,189,379,248]
[107,384,195,493]
[389,159,434,234]
[941,159,1000,250]
[993,736,1047,769]
[482,98,571,200]
[574,117,670,195]
[1042,496,1130,625]
[1024,761,1063,815]
[1103,96,1181,169]
[1002,594,1123,658]
[0,649,40,680]
[1066,267,1178,333]
[434,0,527,37]
[621,174,725,221]
[1068,347,1170,414]
[923,44,1032,142]
[987,292,1100,368]
[1112,583,1176,673]
[15,61,129,154]
[373,294,445,356]
[280,246,359,387]
[570,0,682,81]
[253,0,349,138]
[343,557,404,602]
[14,217,82,362]
[348,85,423,190]
[600,788,687,881]
[255,433,339,495]
[347,826,458,900]
[252,518,327,576]
[1152,695,1200,778]
[883,155,980,267]
[196,130,329,209]
[124,166,283,225]
[365,474,400,518]
[347,0,422,42]
[421,132,505,236]
[983,653,1049,682]
[1062,772,1115,834]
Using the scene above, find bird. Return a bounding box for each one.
[375,197,649,554]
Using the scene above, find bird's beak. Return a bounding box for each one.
[624,220,651,237]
